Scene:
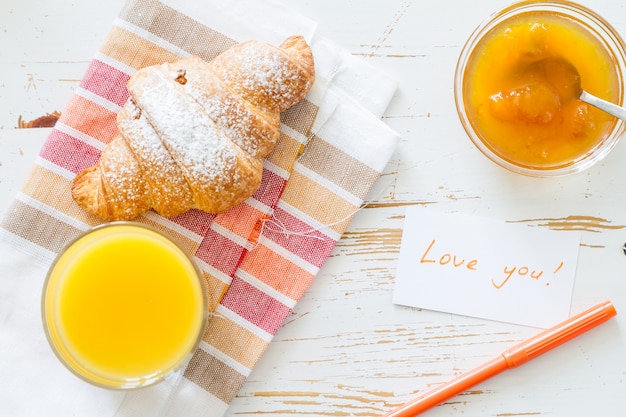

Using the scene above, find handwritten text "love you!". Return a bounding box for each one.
[393,207,581,328]
[419,238,566,289]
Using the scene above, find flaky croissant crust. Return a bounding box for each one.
[71,36,315,221]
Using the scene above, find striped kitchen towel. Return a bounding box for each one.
[0,0,399,416]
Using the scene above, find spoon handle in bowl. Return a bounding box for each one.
[580,90,626,122]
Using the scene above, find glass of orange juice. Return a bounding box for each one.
[42,222,207,389]
[455,1,626,176]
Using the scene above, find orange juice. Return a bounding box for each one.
[458,4,626,174]
[42,222,206,389]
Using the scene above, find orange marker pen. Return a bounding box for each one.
[382,300,617,417]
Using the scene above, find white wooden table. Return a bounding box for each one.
[2,0,625,415]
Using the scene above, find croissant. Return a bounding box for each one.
[71,36,315,221]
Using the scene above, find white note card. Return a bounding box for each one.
[393,207,581,328]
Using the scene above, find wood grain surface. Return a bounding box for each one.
[1,0,625,415]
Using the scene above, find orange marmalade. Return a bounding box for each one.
[462,10,620,170]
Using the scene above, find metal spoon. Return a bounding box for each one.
[536,57,626,121]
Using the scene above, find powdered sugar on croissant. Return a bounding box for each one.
[71,36,315,221]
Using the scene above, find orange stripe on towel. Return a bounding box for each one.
[239,243,315,300]
[59,95,119,144]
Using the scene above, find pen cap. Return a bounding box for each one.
[502,301,616,368]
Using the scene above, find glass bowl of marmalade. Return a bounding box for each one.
[455,0,626,176]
